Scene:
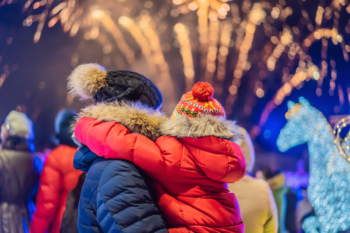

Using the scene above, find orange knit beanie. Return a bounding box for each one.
[172,82,225,119]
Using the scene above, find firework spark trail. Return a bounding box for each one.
[173,0,231,19]
[118,16,155,71]
[216,20,233,87]
[226,2,296,114]
[225,3,266,113]
[266,28,293,72]
[174,23,194,92]
[198,1,209,69]
[138,15,175,106]
[205,19,220,84]
[255,26,347,137]
[173,0,231,71]
[92,10,135,64]
[214,3,240,86]
[238,0,350,136]
[257,63,319,132]
[2,0,350,127]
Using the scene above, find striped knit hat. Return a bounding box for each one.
[172,82,225,119]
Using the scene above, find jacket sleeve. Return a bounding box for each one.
[96,160,168,233]
[30,153,61,233]
[74,117,182,174]
[192,140,246,183]
[264,184,278,233]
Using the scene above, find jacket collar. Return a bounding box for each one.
[73,145,100,171]
[77,102,166,141]
[159,115,240,142]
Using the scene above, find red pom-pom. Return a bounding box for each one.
[191,82,214,101]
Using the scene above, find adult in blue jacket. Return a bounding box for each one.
[73,146,168,233]
[68,64,168,233]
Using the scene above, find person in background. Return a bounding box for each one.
[285,160,309,233]
[259,167,287,233]
[0,110,42,233]
[285,187,298,233]
[285,159,309,190]
[295,187,313,233]
[60,173,86,233]
[69,64,168,233]
[229,127,278,233]
[30,109,83,233]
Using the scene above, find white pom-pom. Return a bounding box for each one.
[68,63,107,100]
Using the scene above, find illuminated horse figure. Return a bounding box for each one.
[277,97,350,233]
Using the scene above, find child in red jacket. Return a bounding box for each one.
[74,82,246,233]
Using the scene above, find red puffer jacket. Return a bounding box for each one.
[73,103,246,233]
[30,145,82,233]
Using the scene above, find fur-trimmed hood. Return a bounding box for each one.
[76,102,166,141]
[159,115,240,141]
[75,102,240,142]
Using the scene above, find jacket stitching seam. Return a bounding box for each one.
[80,182,98,228]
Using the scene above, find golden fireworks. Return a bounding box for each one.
[174,23,195,91]
[173,0,231,20]
[1,0,350,136]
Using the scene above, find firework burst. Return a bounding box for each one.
[2,0,350,133]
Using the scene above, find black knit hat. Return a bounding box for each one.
[94,70,162,109]
[68,64,163,109]
[54,109,77,147]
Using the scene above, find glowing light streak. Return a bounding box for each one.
[118,16,156,71]
[216,20,233,84]
[315,6,324,26]
[198,1,209,68]
[266,28,293,72]
[93,10,135,64]
[138,15,174,100]
[279,6,293,21]
[0,72,8,88]
[174,23,195,91]
[172,0,231,19]
[255,26,350,137]
[317,39,328,94]
[205,19,220,83]
[256,64,318,134]
[225,3,265,110]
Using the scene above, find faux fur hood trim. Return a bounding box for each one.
[159,115,240,141]
[76,102,166,141]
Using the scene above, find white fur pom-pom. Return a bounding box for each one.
[68,63,107,100]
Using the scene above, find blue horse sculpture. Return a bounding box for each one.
[277,97,350,233]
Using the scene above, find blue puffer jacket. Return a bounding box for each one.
[73,145,168,233]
